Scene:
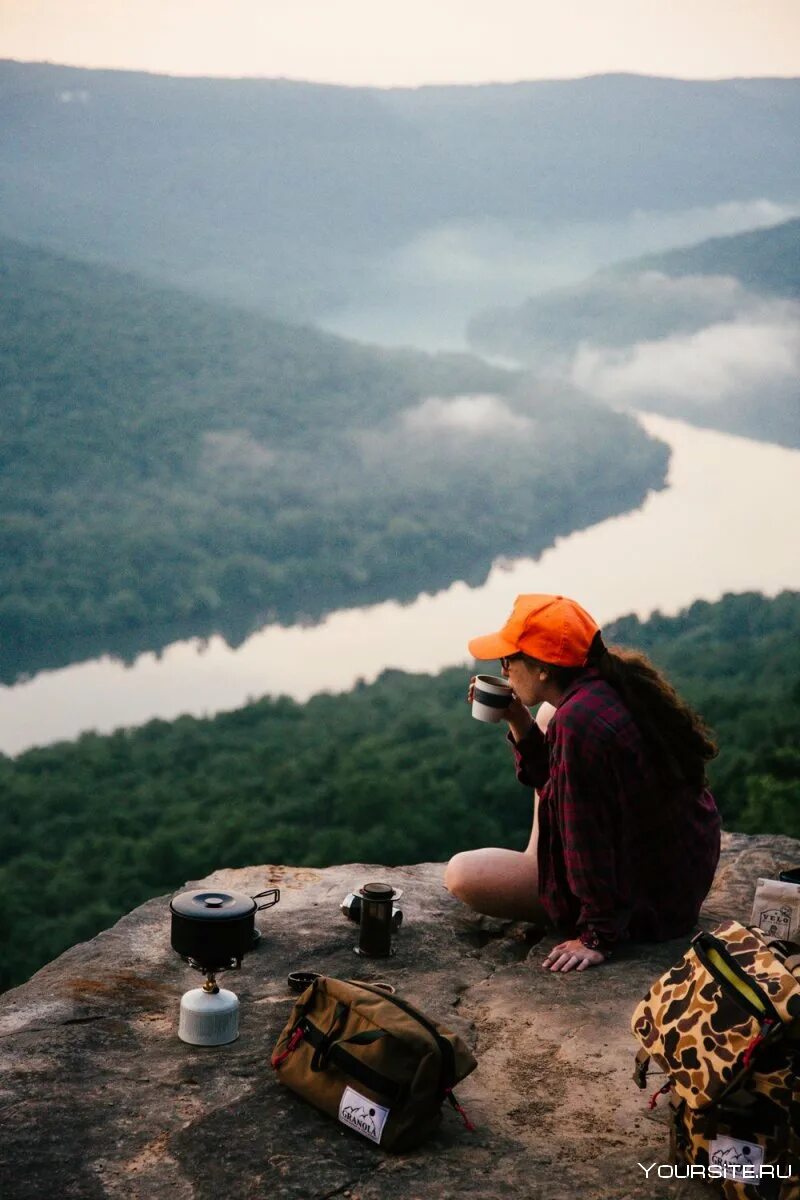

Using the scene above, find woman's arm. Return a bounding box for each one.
[507,700,552,790]
[467,676,551,787]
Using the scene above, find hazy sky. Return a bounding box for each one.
[3,0,800,86]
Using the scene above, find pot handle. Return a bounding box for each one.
[253,888,280,911]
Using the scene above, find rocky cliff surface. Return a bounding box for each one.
[1,831,798,1200]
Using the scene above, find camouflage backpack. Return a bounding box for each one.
[631,920,800,1199]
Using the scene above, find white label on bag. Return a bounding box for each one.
[338,1086,391,1144]
[709,1135,765,1178]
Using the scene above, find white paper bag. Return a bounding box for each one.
[750,876,800,943]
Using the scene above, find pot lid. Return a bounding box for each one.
[170,889,257,921]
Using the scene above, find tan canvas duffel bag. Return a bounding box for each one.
[271,975,478,1151]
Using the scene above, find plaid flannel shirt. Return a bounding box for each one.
[510,669,721,954]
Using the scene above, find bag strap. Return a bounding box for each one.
[302,1017,406,1101]
[310,1001,349,1073]
[633,1048,651,1089]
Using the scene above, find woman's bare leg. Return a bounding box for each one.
[445,787,543,920]
[524,793,540,855]
[524,702,554,856]
[444,846,547,921]
[444,701,556,921]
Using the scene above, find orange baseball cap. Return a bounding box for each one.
[468,594,601,667]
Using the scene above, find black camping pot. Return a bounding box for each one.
[170,887,280,971]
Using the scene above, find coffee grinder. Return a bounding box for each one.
[352,882,403,957]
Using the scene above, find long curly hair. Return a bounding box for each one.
[526,633,718,788]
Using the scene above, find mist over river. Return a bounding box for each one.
[2,410,799,757]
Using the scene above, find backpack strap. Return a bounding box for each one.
[633,1048,651,1089]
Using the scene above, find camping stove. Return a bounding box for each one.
[169,885,280,1046]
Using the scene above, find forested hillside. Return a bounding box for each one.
[467,219,800,447]
[469,218,800,362]
[1,590,798,994]
[624,217,800,297]
[0,237,668,681]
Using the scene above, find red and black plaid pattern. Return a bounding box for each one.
[511,670,721,952]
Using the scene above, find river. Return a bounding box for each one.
[2,410,799,757]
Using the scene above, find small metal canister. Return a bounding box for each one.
[355,882,398,957]
[178,978,240,1046]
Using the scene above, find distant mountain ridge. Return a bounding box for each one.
[1,60,799,320]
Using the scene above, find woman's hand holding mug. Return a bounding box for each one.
[468,674,533,741]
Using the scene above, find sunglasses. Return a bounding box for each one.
[499,653,524,670]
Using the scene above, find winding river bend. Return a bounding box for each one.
[2,410,799,757]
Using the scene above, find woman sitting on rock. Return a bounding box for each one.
[445,594,721,973]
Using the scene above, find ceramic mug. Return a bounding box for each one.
[471,674,513,723]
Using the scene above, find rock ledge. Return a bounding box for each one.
[1,832,799,1200]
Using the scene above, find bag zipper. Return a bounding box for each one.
[688,932,783,1108]
[692,933,781,1024]
[272,1023,305,1068]
[444,1088,475,1131]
